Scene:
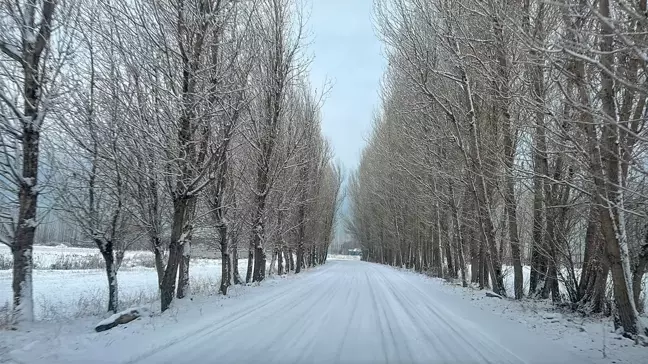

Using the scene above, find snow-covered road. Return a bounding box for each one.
[132,260,586,364]
[7,260,600,364]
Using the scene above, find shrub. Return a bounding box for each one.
[0,254,12,270]
[126,253,157,269]
[49,254,105,270]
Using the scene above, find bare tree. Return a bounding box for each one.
[0,0,76,323]
[245,0,307,282]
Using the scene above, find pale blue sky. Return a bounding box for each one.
[308,0,385,171]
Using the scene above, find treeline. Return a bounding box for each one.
[347,0,648,337]
[0,0,342,323]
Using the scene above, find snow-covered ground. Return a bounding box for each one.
[464,264,648,309]
[0,260,245,320]
[0,244,160,270]
[3,260,645,363]
[327,254,361,261]
[0,245,255,320]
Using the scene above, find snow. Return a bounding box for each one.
[327,254,361,261]
[4,260,645,363]
[0,244,116,269]
[0,261,252,321]
[541,312,563,320]
[23,218,38,228]
[0,245,256,320]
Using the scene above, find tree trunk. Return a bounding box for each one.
[492,13,522,299]
[480,241,488,289]
[578,209,608,313]
[231,245,243,285]
[632,232,648,312]
[253,244,266,282]
[176,201,196,300]
[443,227,455,278]
[160,197,192,312]
[10,0,58,326]
[246,248,254,283]
[523,0,549,302]
[251,181,267,282]
[309,248,313,267]
[277,249,284,275]
[161,242,180,311]
[458,65,505,296]
[504,167,523,299]
[11,239,34,324]
[100,248,118,313]
[219,223,230,295]
[594,0,642,336]
[469,227,479,284]
[543,260,560,302]
[543,197,561,302]
[12,125,40,323]
[449,183,467,287]
[295,172,307,274]
[422,237,429,271]
[530,172,548,297]
[177,241,190,299]
[288,248,295,272]
[152,237,165,289]
[268,246,277,276]
[432,200,443,277]
[295,235,305,274]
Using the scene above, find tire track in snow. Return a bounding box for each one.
[127,266,331,364]
[374,264,504,363]
[367,263,446,363]
[396,265,522,360]
[334,271,361,362]
[369,264,414,363]
[291,268,347,363]
[108,260,589,364]
[364,270,390,362]
[197,268,340,363]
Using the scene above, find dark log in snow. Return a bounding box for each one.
[95,307,148,332]
[485,291,503,299]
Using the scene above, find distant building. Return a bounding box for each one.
[348,248,362,256]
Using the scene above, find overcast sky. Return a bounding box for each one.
[307,0,386,171]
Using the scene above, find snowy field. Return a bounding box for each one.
[0,244,161,270]
[0,245,256,321]
[2,260,646,364]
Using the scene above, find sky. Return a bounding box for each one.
[307,0,386,172]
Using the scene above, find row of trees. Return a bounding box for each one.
[1,0,342,323]
[348,0,648,337]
